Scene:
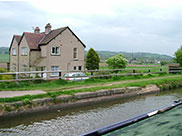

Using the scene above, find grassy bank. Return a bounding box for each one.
[0,73,168,91]
[0,74,182,103]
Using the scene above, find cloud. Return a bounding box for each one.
[1,0,182,56]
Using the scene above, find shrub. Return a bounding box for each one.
[23,98,31,105]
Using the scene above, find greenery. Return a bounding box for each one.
[106,54,128,69]
[85,50,173,62]
[0,67,13,80]
[0,74,182,103]
[160,60,168,66]
[174,46,182,66]
[0,54,9,62]
[86,48,100,70]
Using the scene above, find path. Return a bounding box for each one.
[0,75,181,98]
[62,75,182,91]
[0,90,46,98]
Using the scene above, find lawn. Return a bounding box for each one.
[0,73,176,92]
[0,54,9,62]
[0,74,182,103]
[100,64,168,73]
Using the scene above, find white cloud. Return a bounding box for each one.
[1,0,182,55]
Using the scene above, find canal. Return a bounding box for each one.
[0,88,182,136]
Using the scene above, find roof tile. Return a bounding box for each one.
[24,32,45,49]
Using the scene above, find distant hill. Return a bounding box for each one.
[0,47,9,54]
[0,47,173,63]
[85,50,173,62]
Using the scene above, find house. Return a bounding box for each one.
[9,23,86,78]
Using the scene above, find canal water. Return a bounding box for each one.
[0,88,182,136]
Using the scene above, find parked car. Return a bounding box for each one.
[63,72,89,81]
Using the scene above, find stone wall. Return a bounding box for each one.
[0,85,160,118]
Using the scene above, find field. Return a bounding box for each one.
[0,54,9,62]
[100,63,168,73]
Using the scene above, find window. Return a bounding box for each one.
[51,66,59,76]
[73,66,76,71]
[78,66,82,71]
[12,64,16,71]
[21,47,27,55]
[12,48,16,55]
[51,47,60,55]
[73,48,77,59]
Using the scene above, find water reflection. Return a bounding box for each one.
[0,88,182,136]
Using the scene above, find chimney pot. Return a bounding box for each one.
[34,27,40,34]
[45,23,51,34]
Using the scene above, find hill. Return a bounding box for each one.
[86,51,173,62]
[0,47,9,54]
[0,47,173,63]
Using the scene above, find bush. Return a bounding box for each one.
[23,98,31,105]
[106,54,127,69]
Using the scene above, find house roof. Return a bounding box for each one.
[9,35,22,51]
[24,32,45,49]
[11,26,86,50]
[39,27,67,45]
[14,35,22,43]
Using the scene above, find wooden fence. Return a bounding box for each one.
[0,68,169,83]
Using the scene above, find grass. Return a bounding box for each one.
[0,74,182,103]
[99,64,168,73]
[0,73,169,91]
[0,54,9,62]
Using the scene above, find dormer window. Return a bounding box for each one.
[12,48,16,55]
[51,46,60,55]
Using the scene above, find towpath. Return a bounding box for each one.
[0,75,181,98]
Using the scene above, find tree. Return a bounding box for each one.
[86,48,100,70]
[106,54,128,69]
[174,46,182,67]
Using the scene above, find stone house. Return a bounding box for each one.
[9,23,86,78]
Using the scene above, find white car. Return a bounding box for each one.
[63,72,89,81]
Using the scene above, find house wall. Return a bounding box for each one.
[30,50,41,70]
[18,36,30,72]
[45,28,85,77]
[9,39,19,72]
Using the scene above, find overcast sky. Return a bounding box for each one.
[1,0,182,56]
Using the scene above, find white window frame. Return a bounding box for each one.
[51,66,59,76]
[73,48,78,59]
[21,47,27,56]
[12,48,16,55]
[51,46,60,55]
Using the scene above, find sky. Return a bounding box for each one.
[1,0,182,56]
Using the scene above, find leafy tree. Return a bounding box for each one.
[86,48,100,70]
[106,54,128,69]
[174,46,182,66]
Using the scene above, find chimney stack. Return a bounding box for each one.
[34,27,40,34]
[45,23,51,34]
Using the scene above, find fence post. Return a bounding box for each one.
[148,68,151,73]
[15,72,19,84]
[133,69,135,73]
